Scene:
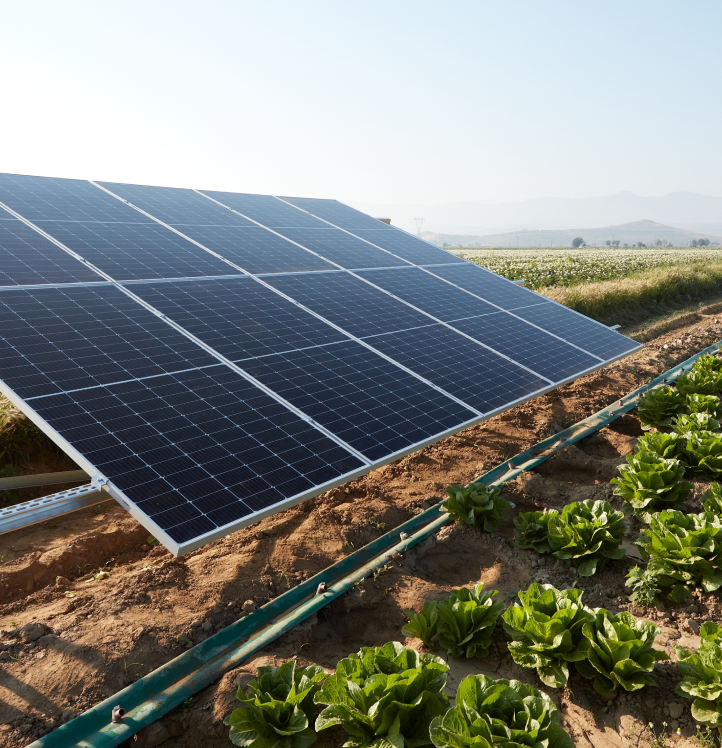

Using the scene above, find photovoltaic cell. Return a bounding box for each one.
[29,365,364,544]
[0,173,155,224]
[0,216,104,287]
[265,271,433,338]
[98,182,256,227]
[161,224,336,274]
[200,190,328,228]
[356,267,499,321]
[509,303,640,360]
[128,277,349,361]
[0,285,218,399]
[32,220,241,281]
[449,313,601,381]
[349,229,467,266]
[241,341,476,460]
[426,263,551,310]
[279,196,397,231]
[366,325,548,413]
[273,227,412,269]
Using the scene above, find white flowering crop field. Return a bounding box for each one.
[459,248,722,290]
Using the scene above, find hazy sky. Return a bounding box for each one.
[1,2,720,206]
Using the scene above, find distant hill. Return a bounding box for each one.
[352,192,722,237]
[418,219,722,248]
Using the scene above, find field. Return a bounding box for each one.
[3,306,722,747]
[458,247,722,326]
[462,247,722,289]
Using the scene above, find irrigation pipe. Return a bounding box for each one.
[28,340,720,748]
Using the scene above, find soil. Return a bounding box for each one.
[3,304,722,748]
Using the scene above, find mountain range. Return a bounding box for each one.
[419,219,722,248]
[351,191,722,238]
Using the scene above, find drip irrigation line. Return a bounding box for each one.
[28,341,720,748]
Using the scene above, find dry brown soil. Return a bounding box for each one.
[3,303,722,748]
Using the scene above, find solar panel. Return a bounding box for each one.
[272,227,413,269]
[31,220,242,281]
[348,228,468,266]
[0,172,643,555]
[0,216,103,287]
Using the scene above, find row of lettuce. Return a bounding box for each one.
[225,352,722,747]
[225,609,722,748]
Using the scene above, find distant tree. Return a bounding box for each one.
[654,239,663,247]
[637,242,647,248]
[623,243,629,248]
[571,237,584,248]
[605,239,611,246]
[442,242,449,248]
[612,240,621,248]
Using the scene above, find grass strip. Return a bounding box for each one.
[543,261,722,326]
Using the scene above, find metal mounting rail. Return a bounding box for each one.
[0,483,107,535]
[0,469,89,491]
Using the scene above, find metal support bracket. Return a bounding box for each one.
[0,483,109,535]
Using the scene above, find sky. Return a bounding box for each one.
[1,1,720,207]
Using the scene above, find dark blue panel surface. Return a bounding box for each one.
[200,190,328,228]
[0,173,154,223]
[30,366,363,543]
[510,303,641,360]
[167,224,335,274]
[0,217,103,287]
[265,271,433,338]
[366,325,547,414]
[349,229,467,266]
[129,277,348,361]
[273,227,411,269]
[242,341,475,460]
[427,263,550,310]
[279,196,395,231]
[357,267,499,321]
[98,182,255,227]
[0,285,217,398]
[34,220,241,281]
[449,313,601,381]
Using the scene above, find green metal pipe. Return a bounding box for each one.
[29,340,719,748]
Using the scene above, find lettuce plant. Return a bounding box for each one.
[676,622,722,726]
[636,431,682,460]
[225,661,328,748]
[512,510,554,553]
[681,432,722,478]
[687,393,722,419]
[636,385,685,429]
[611,452,692,522]
[440,482,514,532]
[575,609,666,695]
[703,483,722,515]
[676,370,722,397]
[437,583,503,658]
[314,642,449,748]
[673,413,722,435]
[502,583,593,688]
[636,510,722,601]
[693,354,722,374]
[402,601,439,648]
[547,500,627,576]
[429,674,574,748]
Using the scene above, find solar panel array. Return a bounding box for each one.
[0,173,642,554]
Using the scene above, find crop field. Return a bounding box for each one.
[461,247,722,290]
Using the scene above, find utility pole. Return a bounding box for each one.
[414,218,425,236]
